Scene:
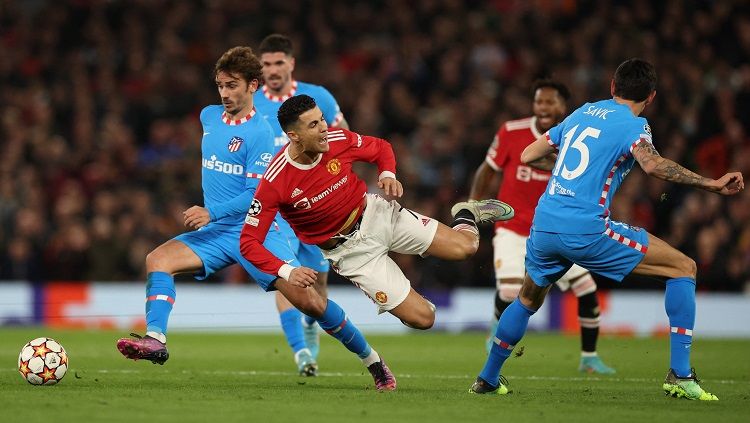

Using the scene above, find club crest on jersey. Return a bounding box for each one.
[228,136,244,152]
[326,159,341,175]
[375,291,388,304]
[248,199,262,216]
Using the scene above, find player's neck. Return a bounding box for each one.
[612,96,646,116]
[225,104,255,121]
[289,144,319,165]
[267,79,296,97]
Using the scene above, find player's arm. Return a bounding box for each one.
[526,151,558,171]
[239,183,317,287]
[520,134,557,167]
[346,129,403,197]
[469,161,502,200]
[632,140,744,195]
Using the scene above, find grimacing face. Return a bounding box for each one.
[261,52,295,92]
[289,106,330,155]
[533,87,566,132]
[215,71,256,116]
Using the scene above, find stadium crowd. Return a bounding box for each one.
[1,0,749,292]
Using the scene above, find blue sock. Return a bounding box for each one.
[145,271,176,335]
[317,299,371,359]
[479,299,536,386]
[303,314,316,326]
[279,308,306,353]
[665,277,696,377]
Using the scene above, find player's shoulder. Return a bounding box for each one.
[297,81,335,100]
[263,145,292,183]
[200,105,224,122]
[503,116,535,132]
[327,128,352,143]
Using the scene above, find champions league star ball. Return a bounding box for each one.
[18,337,69,385]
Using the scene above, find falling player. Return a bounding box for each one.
[116,47,390,390]
[239,94,513,358]
[253,34,349,375]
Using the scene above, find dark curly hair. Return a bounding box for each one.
[613,58,657,102]
[214,46,262,85]
[532,79,571,102]
[259,34,294,56]
[278,95,317,131]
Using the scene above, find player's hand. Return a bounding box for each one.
[378,177,403,198]
[708,172,744,195]
[288,267,317,288]
[183,206,211,229]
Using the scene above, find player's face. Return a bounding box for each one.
[533,87,566,132]
[292,106,329,154]
[261,52,295,92]
[215,71,257,116]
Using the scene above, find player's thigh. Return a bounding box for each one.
[631,232,696,279]
[492,228,527,290]
[146,238,204,274]
[555,263,590,293]
[297,241,330,273]
[524,231,574,289]
[170,226,235,278]
[385,197,439,256]
[388,287,435,329]
[274,278,327,317]
[328,242,411,314]
[570,222,648,282]
[233,229,296,291]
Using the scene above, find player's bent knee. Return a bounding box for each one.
[402,313,434,330]
[676,255,697,279]
[145,249,170,272]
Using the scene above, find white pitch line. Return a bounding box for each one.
[2,367,746,385]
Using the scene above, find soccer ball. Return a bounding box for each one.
[18,337,69,385]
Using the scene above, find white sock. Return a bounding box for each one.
[146,331,166,344]
[361,349,381,367]
[581,351,598,358]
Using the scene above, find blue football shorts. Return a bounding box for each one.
[276,220,330,273]
[525,220,649,287]
[175,221,307,291]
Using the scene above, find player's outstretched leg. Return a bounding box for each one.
[471,298,535,394]
[316,299,396,391]
[276,292,317,376]
[117,271,173,364]
[451,199,514,224]
[277,280,395,391]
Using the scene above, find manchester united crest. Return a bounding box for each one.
[375,291,388,304]
[326,159,341,175]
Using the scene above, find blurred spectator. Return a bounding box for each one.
[0,0,748,291]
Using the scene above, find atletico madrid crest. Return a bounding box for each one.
[228,136,244,152]
[326,159,341,175]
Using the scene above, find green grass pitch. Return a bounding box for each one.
[1,328,748,423]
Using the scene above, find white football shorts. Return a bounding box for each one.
[321,193,439,313]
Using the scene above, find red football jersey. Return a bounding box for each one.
[240,128,397,276]
[485,116,550,236]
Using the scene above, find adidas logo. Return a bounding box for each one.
[291,188,303,198]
